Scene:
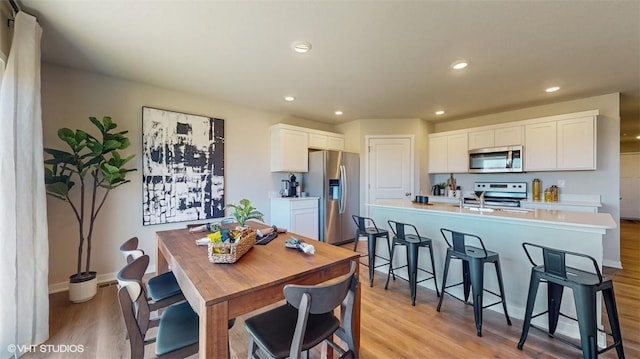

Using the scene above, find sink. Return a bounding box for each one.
[467,207,495,212]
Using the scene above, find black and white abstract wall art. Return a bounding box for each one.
[142,107,224,225]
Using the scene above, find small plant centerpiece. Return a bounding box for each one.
[224,198,264,227]
[44,116,135,302]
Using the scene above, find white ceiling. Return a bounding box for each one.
[18,0,640,143]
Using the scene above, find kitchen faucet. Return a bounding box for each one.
[474,191,486,209]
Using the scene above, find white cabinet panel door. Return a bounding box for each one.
[525,121,557,171]
[468,130,494,150]
[447,133,469,173]
[495,126,523,147]
[428,136,448,173]
[557,116,596,170]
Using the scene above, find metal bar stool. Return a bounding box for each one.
[352,215,392,287]
[518,242,624,359]
[385,220,439,306]
[437,228,512,337]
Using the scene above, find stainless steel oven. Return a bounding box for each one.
[469,145,523,173]
[464,182,527,208]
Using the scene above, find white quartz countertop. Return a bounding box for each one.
[271,197,320,200]
[369,199,616,230]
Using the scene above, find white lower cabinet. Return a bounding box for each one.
[270,197,319,240]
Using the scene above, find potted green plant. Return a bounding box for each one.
[44,116,135,303]
[224,198,264,227]
[437,182,447,196]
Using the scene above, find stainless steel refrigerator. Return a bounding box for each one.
[303,151,359,245]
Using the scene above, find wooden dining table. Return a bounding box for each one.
[156,225,361,358]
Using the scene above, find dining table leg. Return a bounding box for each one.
[156,237,168,275]
[200,300,229,358]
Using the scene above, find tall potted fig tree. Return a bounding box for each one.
[44,116,135,302]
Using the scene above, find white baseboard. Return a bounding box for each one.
[48,264,157,294]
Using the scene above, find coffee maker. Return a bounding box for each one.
[281,173,299,197]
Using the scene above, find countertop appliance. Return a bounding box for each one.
[464,182,527,208]
[281,173,299,197]
[303,150,359,245]
[469,146,523,173]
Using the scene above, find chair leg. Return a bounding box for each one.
[573,286,598,359]
[462,261,471,303]
[437,251,452,312]
[367,235,376,287]
[427,243,440,297]
[547,282,565,335]
[518,271,541,350]
[469,259,485,337]
[494,259,511,326]
[603,286,625,358]
[353,230,360,252]
[385,242,397,290]
[407,243,419,306]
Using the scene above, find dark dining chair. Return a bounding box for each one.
[117,254,235,358]
[244,261,359,359]
[352,215,391,287]
[437,228,511,337]
[119,237,185,309]
[518,242,624,358]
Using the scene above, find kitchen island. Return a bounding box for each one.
[368,200,616,341]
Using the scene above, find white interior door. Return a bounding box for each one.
[367,136,414,213]
[621,153,640,219]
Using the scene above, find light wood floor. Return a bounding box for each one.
[25,221,639,358]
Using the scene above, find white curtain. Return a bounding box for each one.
[0,12,48,359]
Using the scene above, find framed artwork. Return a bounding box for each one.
[142,107,224,225]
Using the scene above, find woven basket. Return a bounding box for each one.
[207,230,256,264]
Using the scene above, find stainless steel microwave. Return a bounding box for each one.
[469,146,523,173]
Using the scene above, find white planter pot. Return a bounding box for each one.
[69,272,97,303]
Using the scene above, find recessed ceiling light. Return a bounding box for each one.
[636,135,640,140]
[435,110,445,115]
[545,86,560,93]
[450,61,468,70]
[334,111,343,116]
[292,41,312,53]
[284,96,295,102]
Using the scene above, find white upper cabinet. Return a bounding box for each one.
[428,133,468,173]
[428,135,448,173]
[524,112,597,171]
[468,126,523,150]
[495,126,524,147]
[271,124,346,172]
[326,135,345,150]
[308,133,327,149]
[430,110,597,174]
[556,116,596,170]
[468,130,494,150]
[270,125,308,172]
[524,121,557,171]
[307,130,345,150]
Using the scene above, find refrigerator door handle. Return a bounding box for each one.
[339,164,346,214]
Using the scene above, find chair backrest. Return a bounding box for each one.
[440,228,489,257]
[352,215,379,233]
[522,242,603,284]
[282,261,358,358]
[120,237,145,264]
[387,220,421,241]
[117,255,153,359]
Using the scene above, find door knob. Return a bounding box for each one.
[405,192,411,196]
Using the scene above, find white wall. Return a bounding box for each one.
[42,64,333,288]
[430,93,622,268]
